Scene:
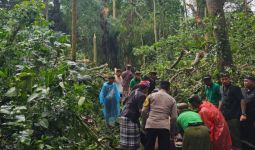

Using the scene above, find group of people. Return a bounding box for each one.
[99,64,255,150]
[99,64,156,126]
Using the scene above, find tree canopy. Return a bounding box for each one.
[0,0,255,149]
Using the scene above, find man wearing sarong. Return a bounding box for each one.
[219,73,246,150]
[188,94,232,150]
[241,76,255,150]
[143,81,177,150]
[99,75,120,126]
[120,80,150,150]
[177,103,211,150]
[122,64,133,98]
[203,75,221,107]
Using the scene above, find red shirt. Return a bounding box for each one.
[198,101,232,150]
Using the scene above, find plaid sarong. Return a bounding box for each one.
[119,116,140,149]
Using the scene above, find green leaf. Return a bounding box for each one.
[0,108,11,114]
[5,87,17,97]
[59,82,65,89]
[15,115,26,122]
[28,93,40,102]
[45,145,54,149]
[19,129,33,145]
[38,118,49,129]
[41,112,49,117]
[14,106,27,111]
[0,70,6,78]
[78,97,85,106]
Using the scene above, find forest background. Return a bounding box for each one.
[0,0,254,149]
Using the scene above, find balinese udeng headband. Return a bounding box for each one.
[139,80,150,88]
[244,76,255,82]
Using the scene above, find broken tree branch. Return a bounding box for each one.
[170,49,187,69]
[87,63,108,71]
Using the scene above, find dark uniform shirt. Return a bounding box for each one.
[220,84,243,120]
[241,87,255,147]
[241,87,255,122]
[121,89,146,124]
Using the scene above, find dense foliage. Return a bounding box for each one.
[134,12,255,100]
[0,1,117,149]
[0,0,255,149]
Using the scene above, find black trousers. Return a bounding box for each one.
[145,128,170,150]
[241,120,255,150]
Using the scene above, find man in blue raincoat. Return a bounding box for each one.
[99,75,121,126]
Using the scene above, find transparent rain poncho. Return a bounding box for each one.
[99,82,120,125]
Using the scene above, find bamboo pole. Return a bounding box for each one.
[153,0,157,42]
[93,33,97,64]
[113,0,116,19]
[45,0,49,20]
[71,0,77,61]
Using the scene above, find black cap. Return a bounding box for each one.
[135,71,141,75]
[203,75,211,81]
[149,71,157,75]
[244,76,255,82]
[220,72,230,78]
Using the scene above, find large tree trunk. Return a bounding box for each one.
[101,5,110,64]
[196,0,206,18]
[206,0,233,72]
[48,0,67,33]
[71,0,77,61]
[43,0,49,20]
[243,0,248,13]
[100,1,118,67]
[183,0,188,22]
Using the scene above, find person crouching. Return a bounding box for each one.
[176,103,211,150]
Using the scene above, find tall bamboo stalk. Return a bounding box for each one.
[113,0,116,19]
[71,0,77,61]
[153,0,157,42]
[44,0,49,20]
[93,33,97,64]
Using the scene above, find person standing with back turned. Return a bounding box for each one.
[142,81,177,150]
[122,64,133,98]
